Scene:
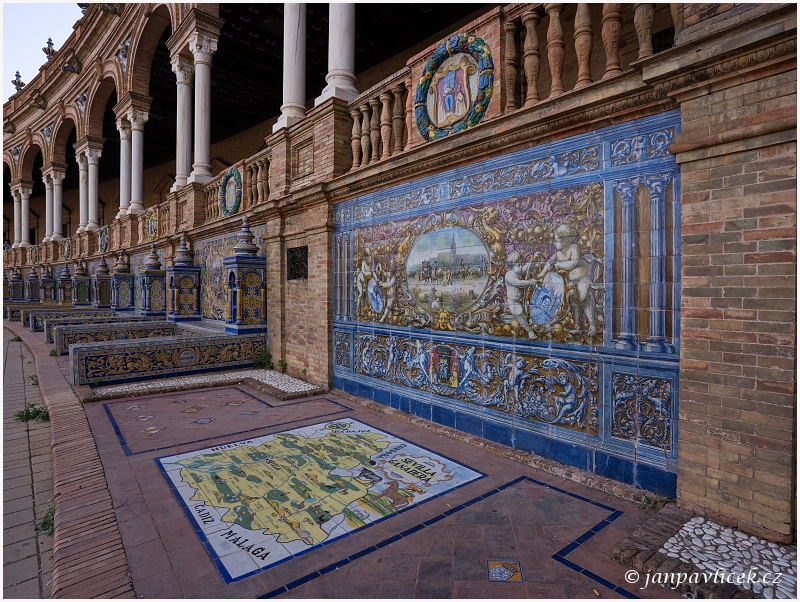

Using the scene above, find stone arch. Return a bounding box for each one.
[18,142,45,183]
[85,77,118,140]
[128,4,173,95]
[52,118,78,165]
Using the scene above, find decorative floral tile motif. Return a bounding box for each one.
[487,560,523,583]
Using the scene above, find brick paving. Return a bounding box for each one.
[3,329,53,598]
[5,318,686,599]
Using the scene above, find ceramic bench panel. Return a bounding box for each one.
[44,315,162,343]
[70,334,268,386]
[332,111,681,496]
[54,322,182,355]
[28,310,118,331]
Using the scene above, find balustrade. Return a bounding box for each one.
[348,71,410,171]
[203,152,271,225]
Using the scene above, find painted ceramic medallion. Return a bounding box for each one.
[406,226,489,314]
[145,208,158,241]
[415,33,493,141]
[98,226,109,253]
[529,271,565,325]
[220,167,242,217]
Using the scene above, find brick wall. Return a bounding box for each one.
[675,65,796,542]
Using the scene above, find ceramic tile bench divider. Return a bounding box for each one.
[54,321,184,356]
[4,302,60,321]
[44,315,164,344]
[69,332,268,387]
[22,307,113,329]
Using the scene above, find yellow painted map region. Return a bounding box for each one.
[178,431,390,545]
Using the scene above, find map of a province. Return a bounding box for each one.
[179,431,397,545]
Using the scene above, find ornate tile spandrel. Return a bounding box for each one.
[334,331,352,368]
[609,127,675,167]
[611,372,672,449]
[355,332,599,434]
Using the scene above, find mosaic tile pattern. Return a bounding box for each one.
[158,418,484,582]
[488,560,524,583]
[333,111,682,495]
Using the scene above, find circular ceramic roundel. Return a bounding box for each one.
[219,167,242,218]
[415,33,494,142]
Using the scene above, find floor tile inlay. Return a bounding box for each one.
[156,418,484,582]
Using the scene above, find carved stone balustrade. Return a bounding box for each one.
[348,70,409,171]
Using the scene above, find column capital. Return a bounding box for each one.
[19,186,32,198]
[128,110,149,131]
[189,32,218,65]
[171,55,194,85]
[116,118,132,137]
[74,135,104,157]
[86,148,102,164]
[42,173,53,188]
[50,170,66,185]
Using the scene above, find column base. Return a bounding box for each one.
[170,178,188,193]
[85,223,100,232]
[18,241,31,247]
[76,225,86,234]
[12,242,19,249]
[116,208,130,219]
[641,339,675,354]
[272,112,304,133]
[187,170,212,185]
[127,204,144,216]
[50,233,64,241]
[614,334,638,351]
[314,84,359,107]
[43,237,51,244]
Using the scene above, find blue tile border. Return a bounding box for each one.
[103,387,352,456]
[259,475,639,598]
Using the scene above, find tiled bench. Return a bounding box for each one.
[26,309,118,331]
[69,333,268,387]
[54,322,183,356]
[44,315,162,344]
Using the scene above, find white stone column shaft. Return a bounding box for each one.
[12,190,21,248]
[128,111,148,215]
[77,154,88,234]
[274,3,306,131]
[187,34,217,184]
[51,171,65,240]
[171,56,194,192]
[315,3,358,106]
[19,187,31,246]
[43,174,54,243]
[117,119,132,218]
[86,149,102,231]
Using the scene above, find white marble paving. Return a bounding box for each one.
[660,517,797,599]
[93,369,316,395]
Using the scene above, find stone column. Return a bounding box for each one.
[273,3,306,132]
[614,179,638,350]
[77,154,88,234]
[116,118,132,218]
[188,33,217,184]
[12,189,21,248]
[643,176,673,353]
[86,149,102,231]
[51,170,65,240]
[171,56,194,192]
[315,3,358,105]
[42,174,54,243]
[19,187,32,247]
[128,110,148,215]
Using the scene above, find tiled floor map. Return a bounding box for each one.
[156,418,484,582]
[103,387,351,455]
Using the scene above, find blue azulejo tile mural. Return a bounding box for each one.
[333,111,681,496]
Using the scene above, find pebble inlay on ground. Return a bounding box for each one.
[660,517,797,599]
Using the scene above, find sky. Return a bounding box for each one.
[3,2,84,102]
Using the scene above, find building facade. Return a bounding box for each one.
[3,3,796,542]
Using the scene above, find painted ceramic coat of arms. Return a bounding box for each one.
[219,167,242,217]
[98,226,109,253]
[144,208,158,241]
[62,238,70,260]
[30,245,39,264]
[415,33,494,141]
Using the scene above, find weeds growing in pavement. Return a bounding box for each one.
[11,335,21,342]
[39,504,55,536]
[641,493,674,511]
[49,349,57,356]
[253,349,274,370]
[14,403,50,422]
[28,374,39,386]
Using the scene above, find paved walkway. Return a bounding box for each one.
[3,329,54,598]
[4,317,684,599]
